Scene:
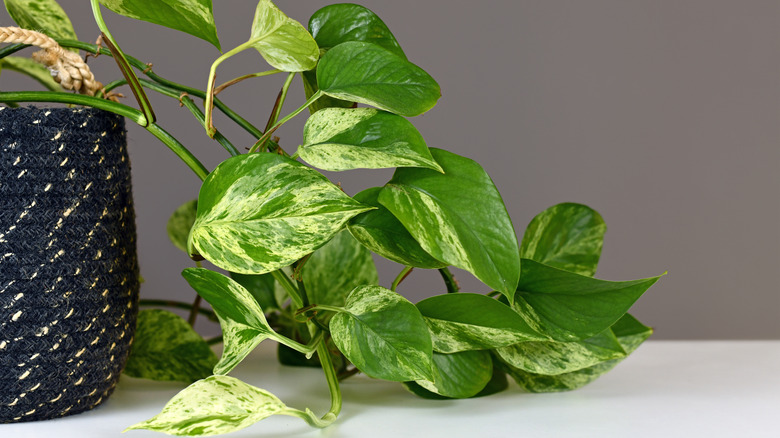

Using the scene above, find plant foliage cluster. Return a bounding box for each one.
[0,0,662,435]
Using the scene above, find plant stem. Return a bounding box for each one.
[145,123,209,181]
[214,69,280,95]
[187,295,203,327]
[248,90,322,153]
[439,267,460,293]
[315,340,342,422]
[204,38,263,137]
[139,299,218,322]
[391,266,414,292]
[267,72,296,131]
[0,43,27,59]
[271,269,304,309]
[272,330,323,358]
[206,336,223,346]
[90,0,155,126]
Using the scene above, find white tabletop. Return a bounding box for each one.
[3,341,779,438]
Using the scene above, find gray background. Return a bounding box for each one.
[2,1,778,339]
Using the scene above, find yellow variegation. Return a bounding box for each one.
[126,376,290,436]
[188,154,372,274]
[249,0,319,72]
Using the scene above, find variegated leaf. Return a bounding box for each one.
[167,199,197,253]
[330,285,434,382]
[348,188,446,269]
[513,259,662,341]
[249,0,319,72]
[182,268,276,375]
[416,293,547,353]
[504,313,653,392]
[378,148,521,298]
[298,108,442,172]
[188,153,372,275]
[99,0,220,50]
[415,350,493,399]
[125,376,289,436]
[495,328,626,375]
[521,203,606,277]
[5,0,77,42]
[123,309,217,383]
[302,230,378,307]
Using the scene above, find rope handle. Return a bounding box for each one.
[0,27,117,101]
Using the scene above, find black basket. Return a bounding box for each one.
[0,107,140,423]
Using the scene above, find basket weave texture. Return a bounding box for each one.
[0,107,139,423]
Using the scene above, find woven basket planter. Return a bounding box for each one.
[0,107,139,423]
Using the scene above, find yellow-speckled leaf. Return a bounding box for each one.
[125,376,289,436]
[330,285,434,382]
[5,0,77,43]
[378,148,521,298]
[495,328,626,375]
[99,0,219,50]
[416,293,547,353]
[302,230,377,308]
[182,268,276,375]
[188,153,372,274]
[249,0,318,72]
[502,313,653,392]
[298,107,442,172]
[521,203,606,277]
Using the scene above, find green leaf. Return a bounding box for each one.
[298,107,442,172]
[5,0,77,43]
[473,359,509,397]
[166,199,197,253]
[521,203,606,277]
[182,268,276,375]
[308,3,406,58]
[123,309,217,383]
[416,350,493,399]
[378,148,521,297]
[348,188,445,269]
[416,293,547,353]
[503,313,653,392]
[188,153,372,274]
[330,285,434,381]
[126,375,289,436]
[0,56,60,91]
[317,41,440,117]
[302,230,378,308]
[99,0,220,50]
[513,259,662,341]
[301,69,355,114]
[495,329,626,375]
[230,272,279,312]
[248,0,318,72]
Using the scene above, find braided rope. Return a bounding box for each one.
[0,27,116,101]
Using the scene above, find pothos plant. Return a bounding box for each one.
[0,0,664,435]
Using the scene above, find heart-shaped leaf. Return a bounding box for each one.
[521,203,606,277]
[302,230,378,308]
[248,0,318,72]
[495,328,626,375]
[415,350,493,399]
[188,153,372,274]
[378,148,521,297]
[166,199,197,253]
[330,285,434,382]
[308,3,406,58]
[5,0,77,42]
[298,107,442,172]
[503,313,653,392]
[123,309,217,383]
[126,375,289,435]
[513,259,662,341]
[348,188,446,269]
[182,268,277,375]
[416,293,547,353]
[317,41,440,117]
[99,0,220,50]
